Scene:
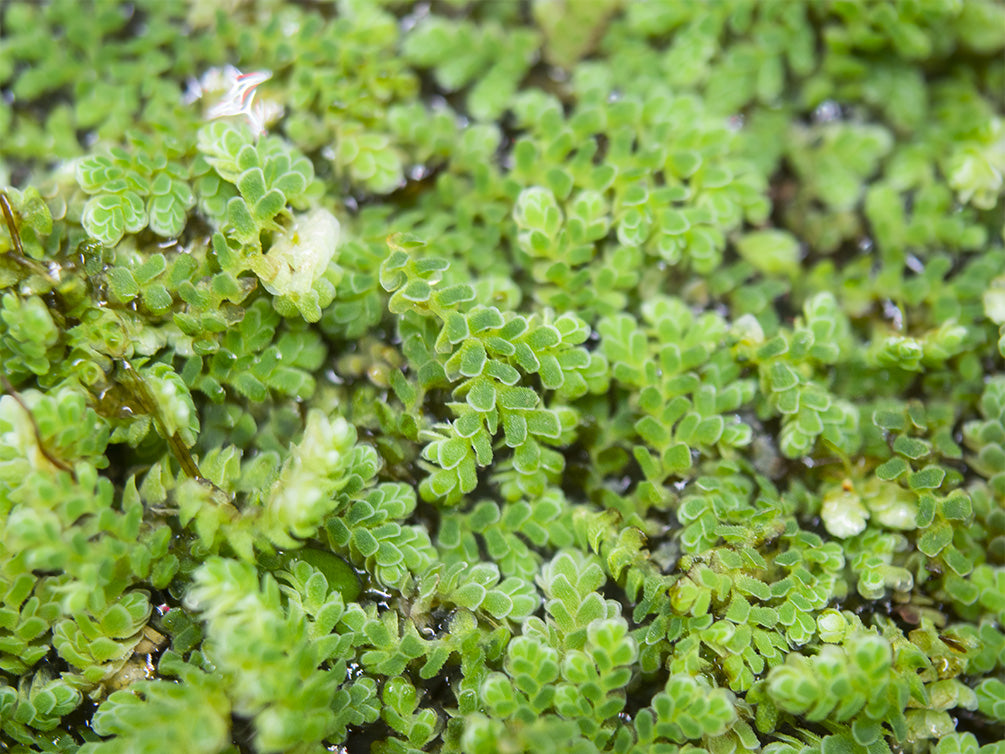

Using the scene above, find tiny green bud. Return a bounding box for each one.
[817,609,848,643]
[821,484,869,538]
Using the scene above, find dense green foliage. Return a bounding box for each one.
[1,0,1004,752]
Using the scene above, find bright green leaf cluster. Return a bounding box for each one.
[76,132,195,246]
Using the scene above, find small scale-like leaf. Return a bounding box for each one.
[435,284,476,308]
[498,386,538,410]
[453,582,486,609]
[253,189,286,224]
[134,253,167,284]
[237,167,267,204]
[909,465,946,490]
[466,379,496,412]
[894,435,931,460]
[736,230,801,276]
[482,590,513,619]
[662,442,692,472]
[107,267,139,301]
[467,307,506,332]
[227,197,258,240]
[526,410,561,439]
[940,493,972,521]
[353,528,380,558]
[459,340,488,377]
[636,416,670,446]
[484,360,521,385]
[876,457,909,481]
[443,312,470,344]
[917,520,953,556]
[99,605,135,638]
[147,193,187,237]
[400,279,432,303]
[769,362,800,391]
[81,195,126,246]
[539,354,564,389]
[513,342,541,372]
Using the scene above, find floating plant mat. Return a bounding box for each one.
[0,1,1004,753]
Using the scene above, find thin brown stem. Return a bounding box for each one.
[117,359,204,480]
[0,373,77,480]
[0,190,59,285]
[0,191,24,257]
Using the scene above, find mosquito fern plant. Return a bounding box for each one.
[0,1,1003,753]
